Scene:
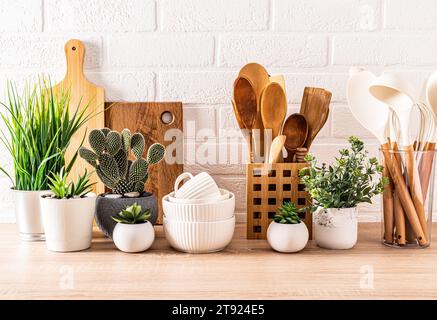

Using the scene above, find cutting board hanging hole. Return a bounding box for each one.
[72,46,76,51]
[161,111,174,125]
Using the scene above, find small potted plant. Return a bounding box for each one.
[112,203,155,253]
[0,80,92,241]
[79,128,165,238]
[300,136,387,250]
[40,168,96,252]
[267,202,309,253]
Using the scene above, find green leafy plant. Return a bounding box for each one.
[299,136,387,209]
[273,201,303,224]
[48,168,95,199]
[111,203,151,224]
[0,79,93,191]
[79,128,165,195]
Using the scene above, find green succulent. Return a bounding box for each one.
[111,203,151,224]
[79,128,165,194]
[299,136,388,209]
[48,168,95,199]
[273,202,303,224]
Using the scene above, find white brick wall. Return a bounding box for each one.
[0,0,436,222]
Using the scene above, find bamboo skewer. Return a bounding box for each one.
[382,164,394,244]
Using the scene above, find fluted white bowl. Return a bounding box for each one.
[168,188,230,204]
[163,216,235,253]
[162,191,235,222]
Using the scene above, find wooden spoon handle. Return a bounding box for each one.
[381,143,427,245]
[419,142,436,200]
[393,192,406,245]
[404,144,428,243]
[382,164,394,244]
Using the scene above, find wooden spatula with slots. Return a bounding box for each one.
[299,87,332,149]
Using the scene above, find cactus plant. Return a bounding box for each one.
[79,128,165,195]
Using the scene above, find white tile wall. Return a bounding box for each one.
[0,0,436,222]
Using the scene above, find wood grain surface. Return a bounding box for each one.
[1,223,437,299]
[51,39,105,195]
[105,102,183,224]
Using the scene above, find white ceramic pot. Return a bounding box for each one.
[12,189,51,241]
[113,222,155,253]
[40,194,96,252]
[162,192,235,222]
[174,172,221,200]
[163,216,235,253]
[267,221,309,253]
[314,207,358,250]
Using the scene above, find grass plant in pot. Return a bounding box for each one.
[299,136,387,250]
[0,80,92,241]
[79,128,165,238]
[40,168,96,252]
[112,203,155,253]
[267,202,309,253]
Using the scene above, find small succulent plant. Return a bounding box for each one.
[79,128,165,195]
[111,203,151,224]
[48,168,95,199]
[273,201,303,224]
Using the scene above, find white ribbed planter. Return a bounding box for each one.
[12,189,50,241]
[314,207,358,250]
[40,194,96,252]
[112,222,155,253]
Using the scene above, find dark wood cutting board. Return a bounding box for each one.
[105,102,183,224]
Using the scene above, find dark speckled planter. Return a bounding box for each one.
[95,192,158,238]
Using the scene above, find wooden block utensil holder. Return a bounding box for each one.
[246,163,312,239]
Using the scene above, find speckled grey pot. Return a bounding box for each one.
[95,192,158,238]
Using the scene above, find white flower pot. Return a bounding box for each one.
[40,194,96,252]
[314,207,358,250]
[12,189,50,241]
[113,222,155,253]
[267,221,309,253]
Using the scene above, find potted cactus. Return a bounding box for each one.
[79,128,165,237]
[112,203,155,253]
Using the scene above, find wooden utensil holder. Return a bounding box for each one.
[246,163,312,239]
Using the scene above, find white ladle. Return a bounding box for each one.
[369,72,428,244]
[347,68,426,245]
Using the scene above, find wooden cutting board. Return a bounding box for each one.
[51,39,105,194]
[105,102,183,224]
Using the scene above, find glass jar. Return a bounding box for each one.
[380,147,435,248]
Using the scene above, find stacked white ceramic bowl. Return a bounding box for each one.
[163,172,235,253]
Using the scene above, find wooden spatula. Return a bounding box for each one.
[51,39,105,194]
[299,87,332,149]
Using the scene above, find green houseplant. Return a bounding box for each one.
[40,169,96,252]
[111,203,155,253]
[79,128,165,238]
[0,79,92,241]
[299,136,387,249]
[267,202,309,253]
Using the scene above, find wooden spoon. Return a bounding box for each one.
[233,77,257,161]
[238,63,270,161]
[268,135,286,164]
[282,113,308,162]
[300,87,332,149]
[261,82,287,163]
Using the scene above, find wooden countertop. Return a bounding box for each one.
[0,223,436,300]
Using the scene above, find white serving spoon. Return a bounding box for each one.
[347,68,427,245]
[369,72,428,244]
